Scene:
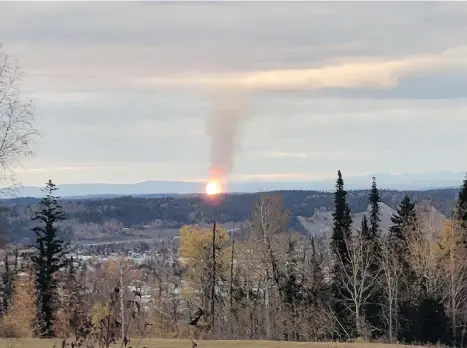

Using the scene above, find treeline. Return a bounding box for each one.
[0,187,460,243]
[1,173,467,347]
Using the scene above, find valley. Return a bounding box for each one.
[0,187,458,244]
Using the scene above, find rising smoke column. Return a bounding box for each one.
[206,87,249,189]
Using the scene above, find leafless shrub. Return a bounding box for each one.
[57,286,150,348]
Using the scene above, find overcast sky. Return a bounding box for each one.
[1,2,467,186]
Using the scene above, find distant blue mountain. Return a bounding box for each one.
[7,171,466,198]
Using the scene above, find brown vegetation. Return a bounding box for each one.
[0,272,36,338]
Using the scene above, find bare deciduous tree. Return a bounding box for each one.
[243,193,288,339]
[0,45,39,191]
[104,257,134,341]
[380,238,403,343]
[334,232,381,339]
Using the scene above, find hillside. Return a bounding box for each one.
[0,188,459,243]
[298,202,398,238]
[299,201,447,238]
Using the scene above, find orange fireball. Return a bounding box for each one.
[205,180,222,196]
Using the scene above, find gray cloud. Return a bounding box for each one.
[0,2,466,185]
[2,2,466,96]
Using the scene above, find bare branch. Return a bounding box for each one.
[334,231,381,338]
[0,44,40,193]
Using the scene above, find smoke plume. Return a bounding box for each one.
[206,87,249,187]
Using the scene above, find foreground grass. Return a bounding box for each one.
[0,339,423,348]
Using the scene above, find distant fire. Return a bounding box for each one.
[205,179,222,196]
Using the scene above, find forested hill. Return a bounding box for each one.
[0,188,459,243]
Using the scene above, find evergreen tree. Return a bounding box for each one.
[31,180,69,338]
[361,215,369,239]
[331,170,354,337]
[389,195,420,342]
[389,195,417,251]
[283,236,300,306]
[0,247,19,315]
[456,173,467,231]
[1,253,12,314]
[369,177,381,239]
[389,195,417,276]
[398,296,450,345]
[331,170,353,261]
[365,177,383,337]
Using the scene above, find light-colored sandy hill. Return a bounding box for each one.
[415,200,448,236]
[298,202,446,239]
[352,202,397,234]
[297,209,335,239]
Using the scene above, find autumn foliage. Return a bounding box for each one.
[0,272,37,337]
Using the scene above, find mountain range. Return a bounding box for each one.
[8,171,466,198]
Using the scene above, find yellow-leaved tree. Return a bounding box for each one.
[179,224,230,285]
[436,219,467,340]
[178,224,230,334]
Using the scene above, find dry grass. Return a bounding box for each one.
[0,339,423,348]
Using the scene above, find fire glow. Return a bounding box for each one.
[205,179,222,196]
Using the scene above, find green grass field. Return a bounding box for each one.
[0,339,420,348]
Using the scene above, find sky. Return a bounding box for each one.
[1,1,467,187]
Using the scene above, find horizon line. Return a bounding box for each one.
[13,169,466,188]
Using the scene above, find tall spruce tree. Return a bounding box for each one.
[389,195,417,286]
[388,195,419,342]
[457,173,467,231]
[364,177,383,337]
[369,177,381,238]
[331,170,353,261]
[331,170,353,337]
[389,195,417,247]
[31,180,69,338]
